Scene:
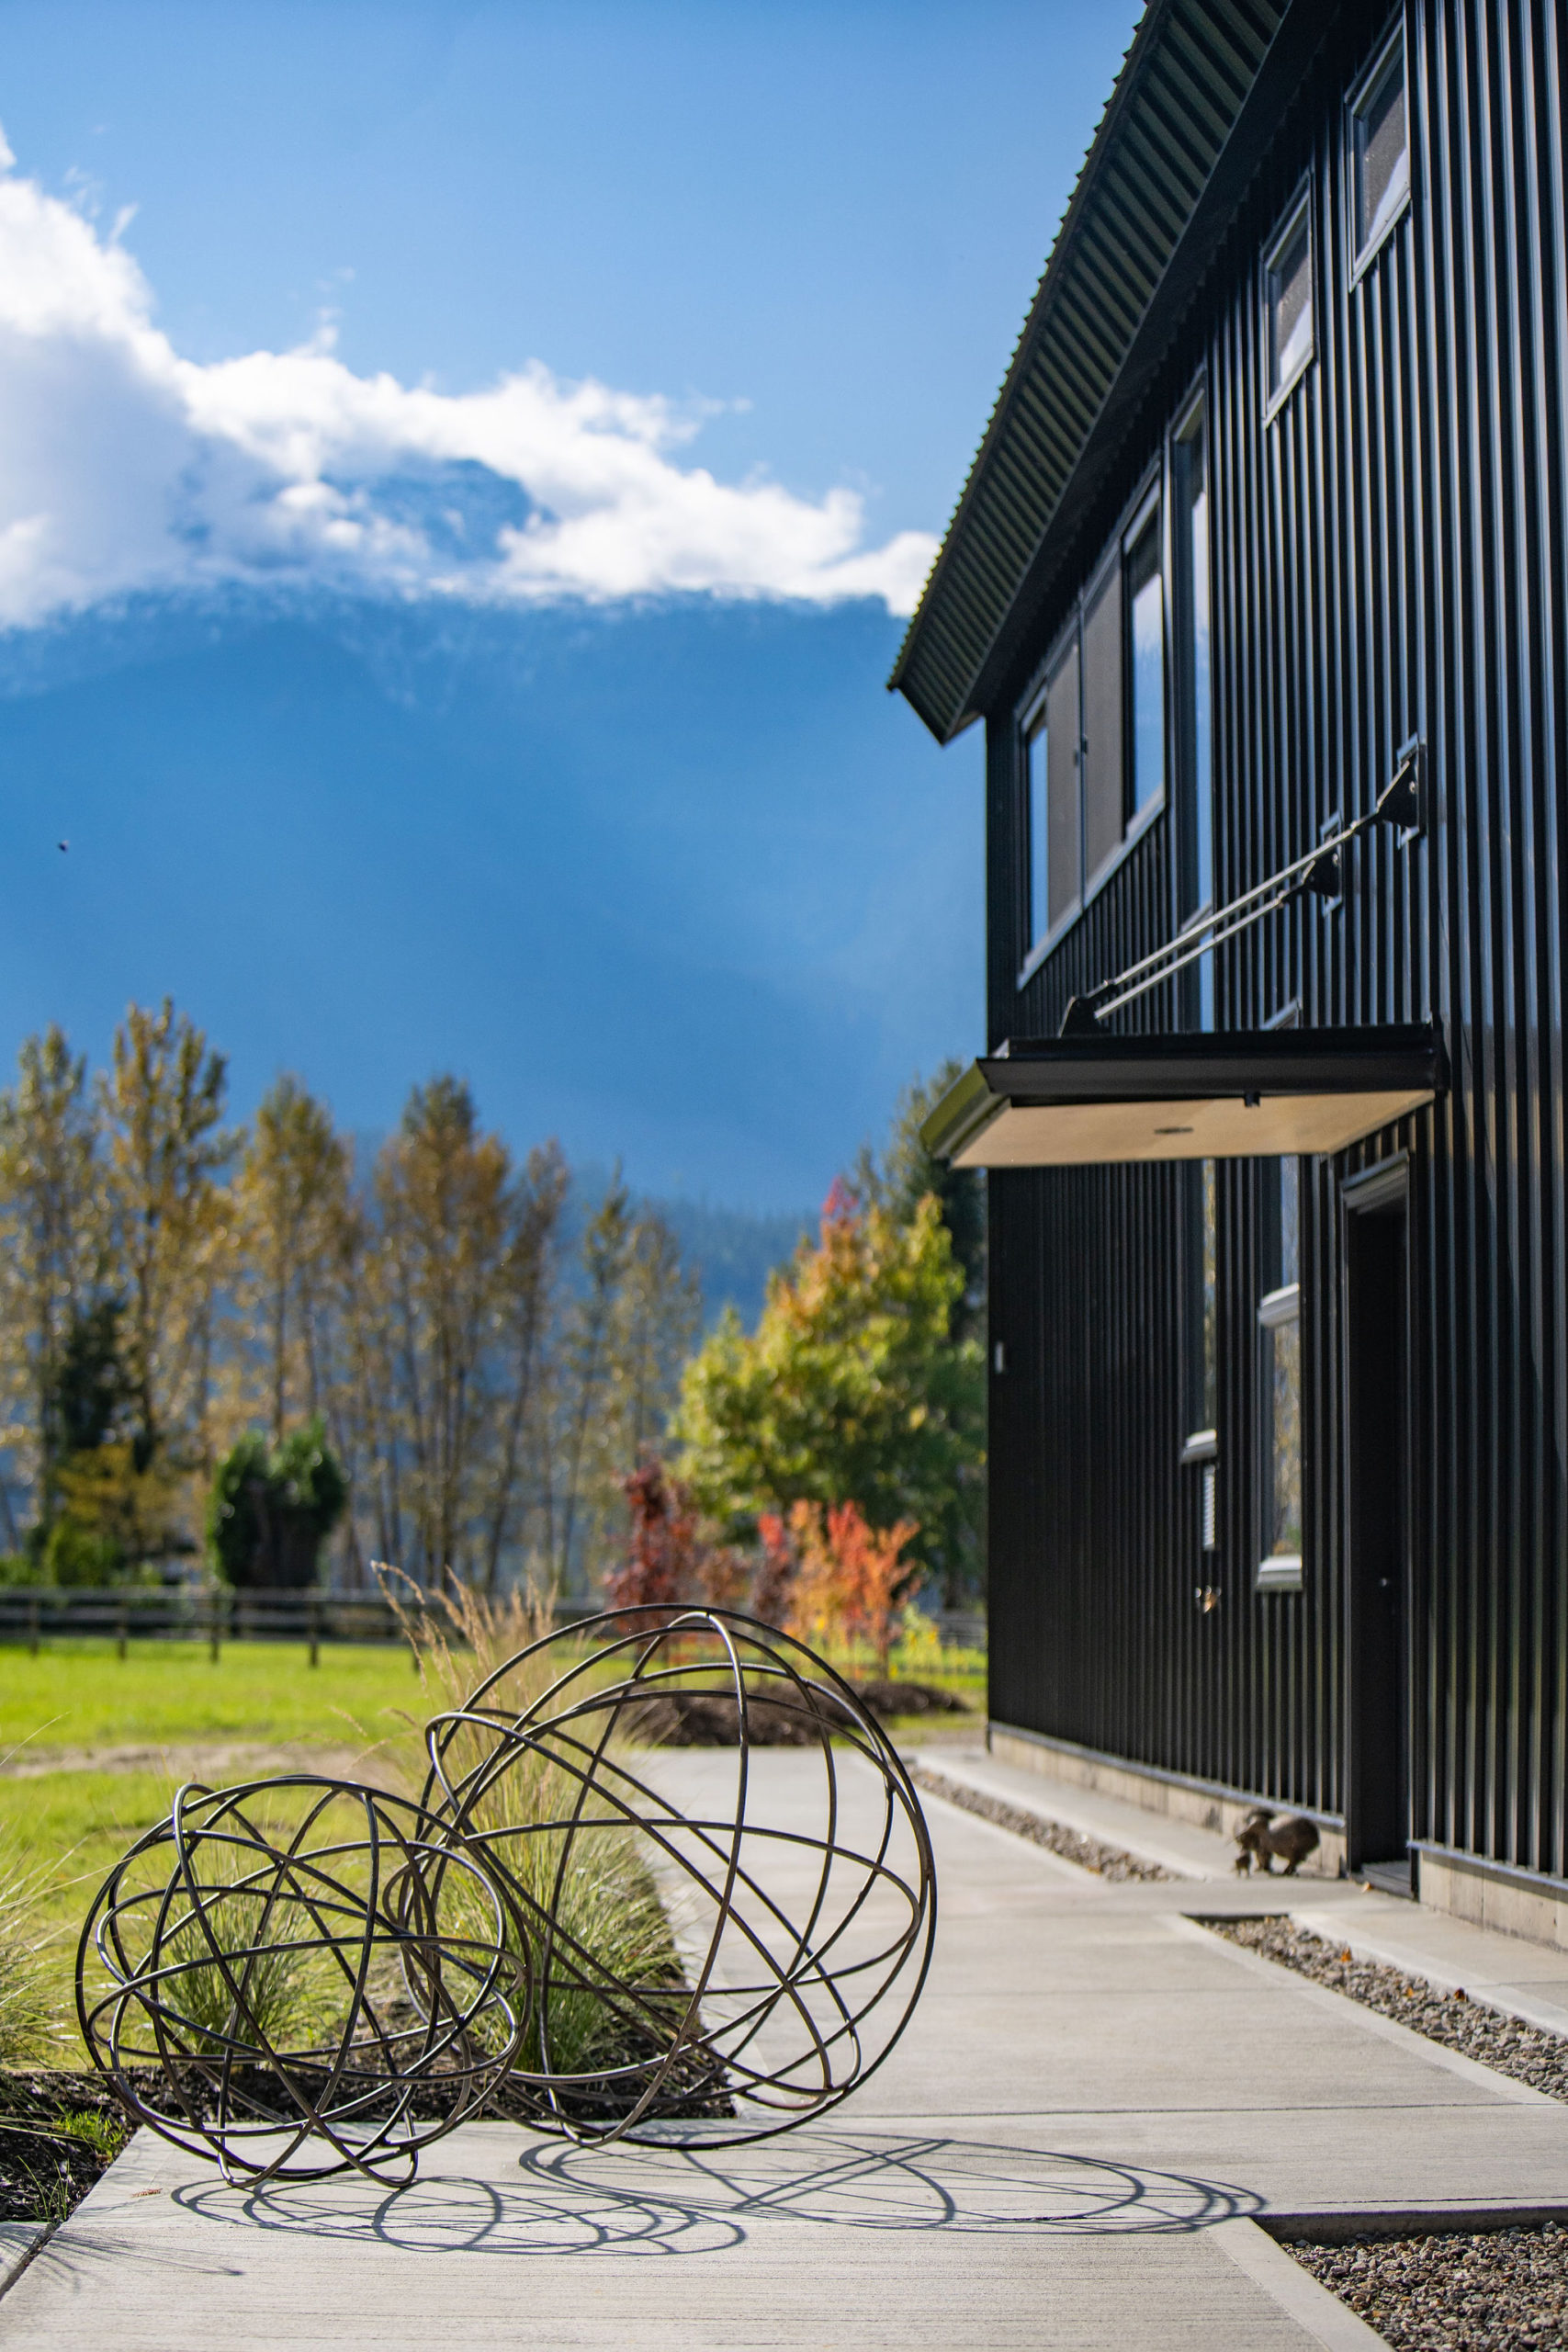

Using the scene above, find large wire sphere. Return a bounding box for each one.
[76,1776,529,2187]
[421,1606,937,2147]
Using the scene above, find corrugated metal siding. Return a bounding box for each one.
[987,0,1568,1864]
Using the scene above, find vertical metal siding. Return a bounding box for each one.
[986,0,1568,1862]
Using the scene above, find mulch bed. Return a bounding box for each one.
[0,2068,130,2224]
[631,1680,971,1747]
[1290,2224,1568,2349]
[908,1767,1174,1883]
[1204,1915,1568,2101]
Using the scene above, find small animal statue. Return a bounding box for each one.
[1233,1808,1320,1876]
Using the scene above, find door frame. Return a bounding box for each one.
[1339,1150,1414,1873]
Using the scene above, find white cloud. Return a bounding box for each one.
[0,142,937,627]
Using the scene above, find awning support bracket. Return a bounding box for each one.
[1056,741,1424,1036]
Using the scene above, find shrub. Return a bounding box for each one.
[604,1459,750,1619]
[781,1498,920,1672]
[208,1418,347,1588]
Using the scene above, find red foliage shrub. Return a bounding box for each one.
[604,1459,701,1615]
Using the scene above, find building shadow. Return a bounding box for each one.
[171,2129,1261,2258]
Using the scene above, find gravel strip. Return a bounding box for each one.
[908,1766,1174,1882]
[1290,2223,1568,2348]
[1204,1915,1568,2099]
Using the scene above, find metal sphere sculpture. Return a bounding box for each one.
[76,1611,938,2180]
[76,1776,528,2187]
[420,1606,937,2148]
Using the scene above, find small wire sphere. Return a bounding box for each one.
[422,1606,937,2148]
[77,1776,529,2187]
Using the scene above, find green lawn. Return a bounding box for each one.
[0,1630,984,2061]
[0,1642,431,2058]
[0,1637,426,1758]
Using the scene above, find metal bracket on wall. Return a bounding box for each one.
[1377,736,1423,841]
[1057,740,1427,1035]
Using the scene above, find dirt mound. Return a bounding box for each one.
[626,1679,971,1746]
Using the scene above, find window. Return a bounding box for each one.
[1126,515,1165,821]
[1015,481,1168,977]
[1258,1159,1303,1591]
[1044,641,1081,934]
[1350,27,1409,269]
[1081,558,1123,886]
[1172,400,1214,1025]
[1024,707,1049,952]
[1264,189,1314,412]
[1021,641,1082,959]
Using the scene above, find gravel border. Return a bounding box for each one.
[908,1766,1174,1882]
[1289,2223,1568,2349]
[1203,1915,1568,2100]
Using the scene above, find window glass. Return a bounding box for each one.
[1280,1156,1300,1286]
[1186,436,1213,920]
[1266,200,1314,401]
[1263,1312,1303,1558]
[1025,711,1049,949]
[1045,643,1081,933]
[1174,408,1214,1026]
[1260,1157,1303,1566]
[1081,563,1123,883]
[1126,519,1165,819]
[1353,36,1408,258]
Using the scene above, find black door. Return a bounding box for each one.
[1344,1180,1410,1880]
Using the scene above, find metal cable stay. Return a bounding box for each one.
[1055,741,1423,1036]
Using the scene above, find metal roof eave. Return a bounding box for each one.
[919,1024,1449,1169]
[890,0,1342,746]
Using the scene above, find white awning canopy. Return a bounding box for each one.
[920,1025,1447,1169]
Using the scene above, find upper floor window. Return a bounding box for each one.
[1017,485,1166,977]
[1025,708,1050,953]
[1021,639,1083,952]
[1172,395,1214,1025]
[1350,25,1410,272]
[1126,513,1165,821]
[1263,187,1314,414]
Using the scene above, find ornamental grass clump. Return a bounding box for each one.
[385,1575,685,2088]
[0,1836,56,2064]
[154,1864,344,2062]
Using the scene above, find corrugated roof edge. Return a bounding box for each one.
[888,0,1291,744]
[886,6,1158,729]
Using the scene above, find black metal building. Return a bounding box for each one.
[895,0,1568,1924]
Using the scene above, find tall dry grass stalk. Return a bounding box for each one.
[377,1572,683,2083]
[0,1835,60,2064]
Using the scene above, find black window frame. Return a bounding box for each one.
[1256,1150,1304,1593]
[1347,18,1412,283]
[1169,381,1215,1028]
[1013,465,1168,989]
[1262,178,1316,423]
[1121,489,1168,841]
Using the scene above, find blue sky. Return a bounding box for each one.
[0,1,1140,1209]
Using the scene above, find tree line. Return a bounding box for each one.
[0,1001,698,1592]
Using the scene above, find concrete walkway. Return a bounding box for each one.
[923,1742,1568,2036]
[7,1746,1568,2349]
